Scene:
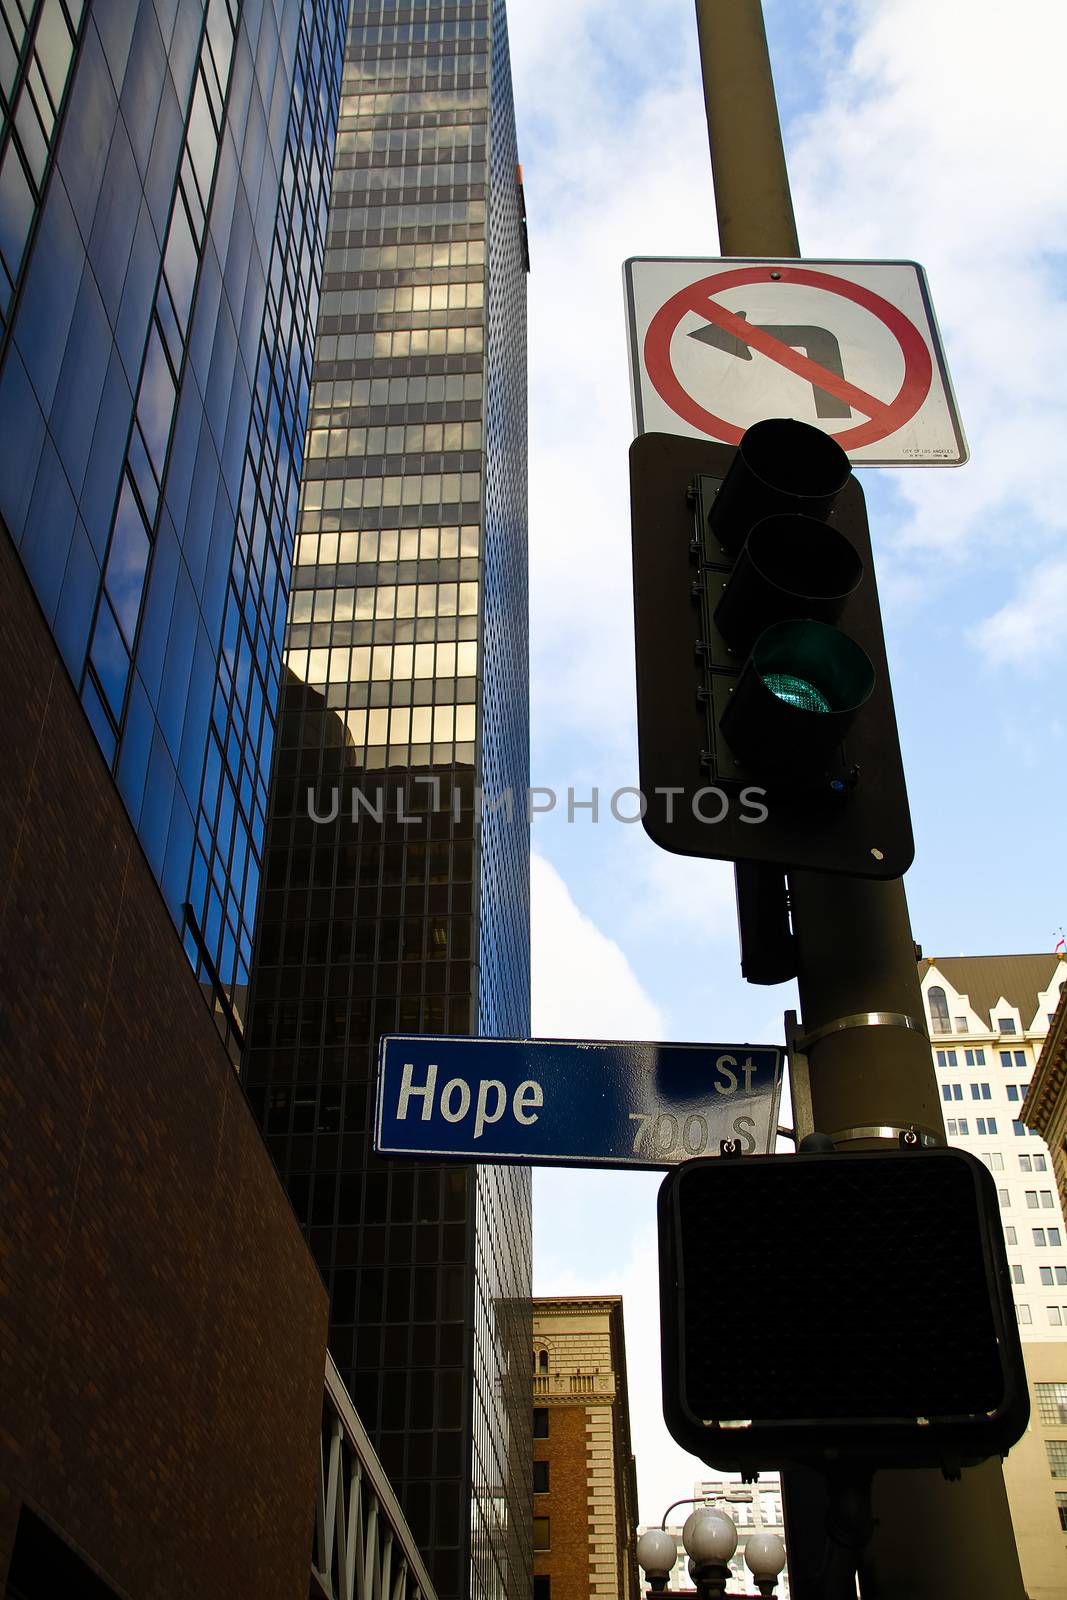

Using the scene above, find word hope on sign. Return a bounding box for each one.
[374,1035,784,1171]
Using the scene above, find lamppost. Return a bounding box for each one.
[636,1501,787,1599]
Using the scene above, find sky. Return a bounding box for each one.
[505,0,1067,1533]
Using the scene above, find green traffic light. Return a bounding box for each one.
[753,620,874,719]
[763,673,832,715]
[720,619,876,773]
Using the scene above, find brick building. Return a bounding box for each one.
[0,512,329,1598]
[531,1296,640,1600]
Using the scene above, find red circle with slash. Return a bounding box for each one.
[643,265,933,449]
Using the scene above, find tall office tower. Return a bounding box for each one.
[1,5,349,1595]
[0,0,346,1048]
[920,952,1067,1600]
[242,4,532,1600]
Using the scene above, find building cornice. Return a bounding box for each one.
[532,1295,624,1314]
[1024,976,1067,1132]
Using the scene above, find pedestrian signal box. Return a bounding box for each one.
[657,1147,1029,1476]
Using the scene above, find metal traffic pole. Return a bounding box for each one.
[691,3,1027,1595]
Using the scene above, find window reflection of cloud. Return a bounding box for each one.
[137,326,176,476]
[104,482,151,644]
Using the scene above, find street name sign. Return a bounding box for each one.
[374,1035,784,1169]
[623,257,967,465]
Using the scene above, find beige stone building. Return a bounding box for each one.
[919,952,1067,1600]
[532,1296,640,1600]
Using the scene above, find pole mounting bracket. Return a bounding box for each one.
[825,1121,943,1148]
[791,1009,928,1054]
[784,1009,932,1146]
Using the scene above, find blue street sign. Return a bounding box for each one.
[374,1035,784,1169]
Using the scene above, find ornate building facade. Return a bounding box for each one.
[531,1297,640,1600]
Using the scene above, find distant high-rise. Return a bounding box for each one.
[0,0,346,1048]
[243,4,532,1599]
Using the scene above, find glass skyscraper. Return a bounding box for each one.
[0,0,346,1047]
[242,3,532,1598]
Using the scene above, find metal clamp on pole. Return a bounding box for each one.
[792,1010,929,1055]
[785,1010,931,1146]
[827,1122,943,1149]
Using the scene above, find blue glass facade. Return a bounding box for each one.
[244,1,532,1595]
[0,0,346,1039]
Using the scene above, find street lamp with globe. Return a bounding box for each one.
[743,1530,787,1597]
[635,1527,679,1594]
[636,1499,787,1599]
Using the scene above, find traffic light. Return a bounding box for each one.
[657,1147,1029,1477]
[630,421,913,877]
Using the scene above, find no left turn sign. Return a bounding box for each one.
[623,257,967,465]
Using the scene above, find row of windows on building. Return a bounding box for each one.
[1009,1264,1067,1286]
[331,161,486,195]
[1000,1188,1056,1208]
[308,420,483,459]
[324,240,486,272]
[978,1151,1049,1174]
[336,86,488,123]
[347,0,491,25]
[295,510,480,555]
[326,197,486,241]
[299,467,483,512]
[1004,1225,1062,1246]
[1016,1305,1067,1327]
[943,1081,992,1100]
[290,629,478,674]
[946,1116,1039,1138]
[928,986,1056,1036]
[348,20,490,45]
[334,125,487,161]
[342,54,489,89]
[935,1048,1035,1069]
[320,280,486,319]
[294,573,479,626]
[316,325,486,365]
[313,372,483,414]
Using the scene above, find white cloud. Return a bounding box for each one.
[531,852,665,1039]
[512,6,717,755]
[620,840,737,945]
[974,558,1067,668]
[784,0,1067,596]
[514,0,1067,733]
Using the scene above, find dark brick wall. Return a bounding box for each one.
[0,525,329,1600]
[534,1406,590,1600]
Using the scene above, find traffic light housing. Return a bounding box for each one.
[657,1147,1029,1476]
[630,422,913,877]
